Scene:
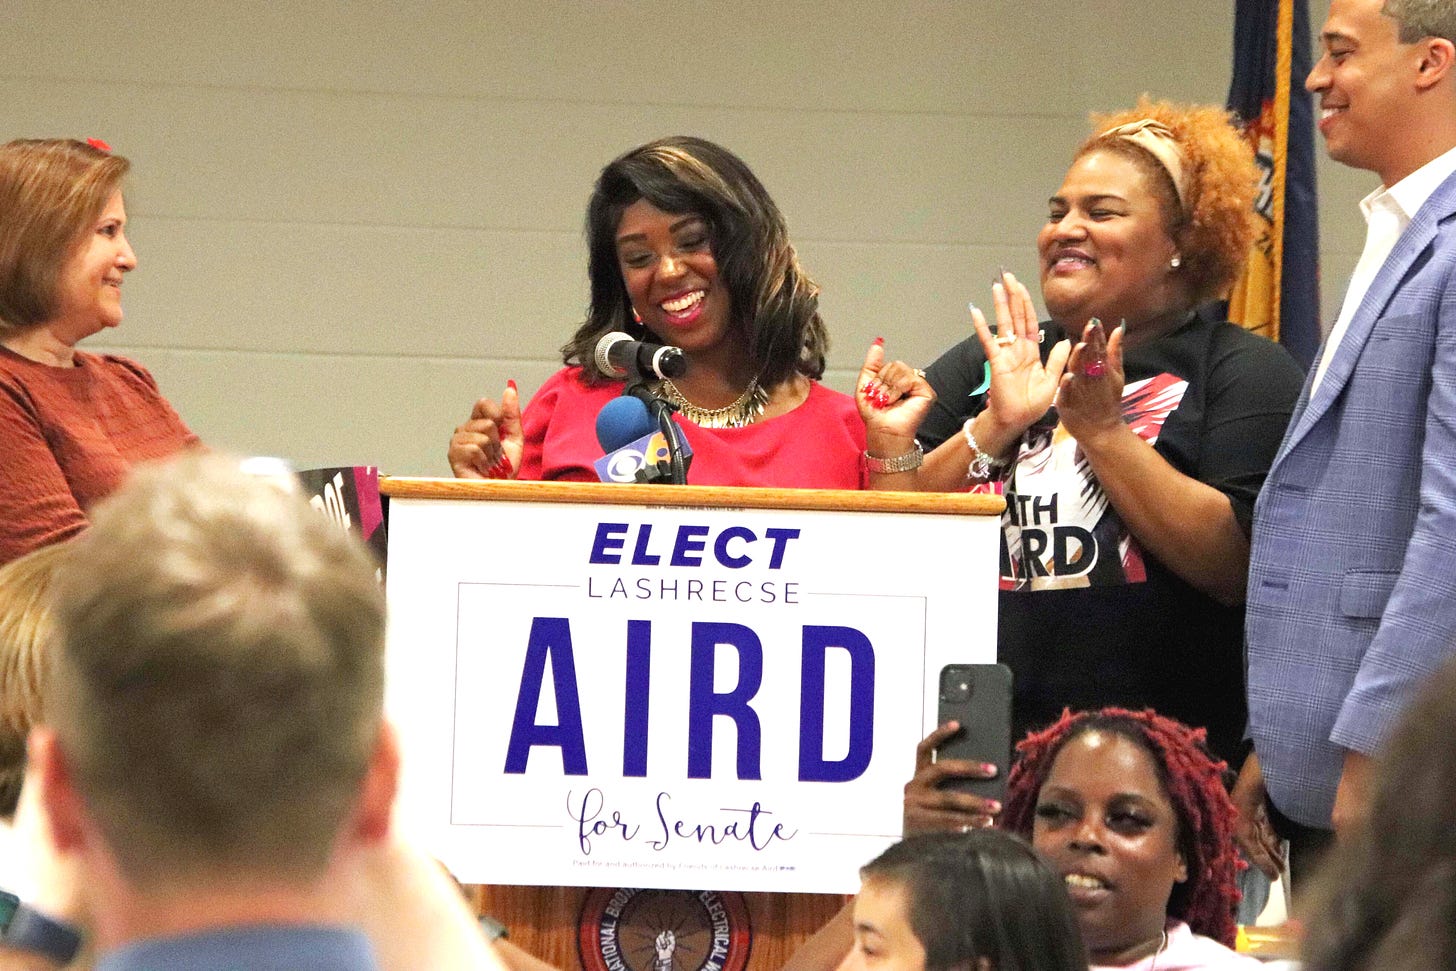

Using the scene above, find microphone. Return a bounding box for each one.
[593,396,693,483]
[594,332,687,381]
[596,396,657,452]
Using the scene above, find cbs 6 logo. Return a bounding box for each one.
[605,448,648,482]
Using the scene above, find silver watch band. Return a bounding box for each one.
[865,441,924,474]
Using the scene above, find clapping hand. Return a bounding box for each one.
[1056,318,1126,446]
[971,271,1071,438]
[857,338,936,445]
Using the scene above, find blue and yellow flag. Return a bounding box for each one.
[1227,0,1321,370]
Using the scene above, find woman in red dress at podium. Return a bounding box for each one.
[447,136,868,489]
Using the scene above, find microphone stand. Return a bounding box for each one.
[622,373,691,485]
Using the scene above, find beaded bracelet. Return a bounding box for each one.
[963,418,1007,481]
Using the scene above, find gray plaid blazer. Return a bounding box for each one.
[1246,170,1456,829]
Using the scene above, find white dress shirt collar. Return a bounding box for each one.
[1376,141,1456,223]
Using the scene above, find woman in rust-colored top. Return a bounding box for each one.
[0,138,197,566]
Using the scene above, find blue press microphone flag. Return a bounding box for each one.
[594,396,694,483]
[594,428,695,483]
[596,396,657,452]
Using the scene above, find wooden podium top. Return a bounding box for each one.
[380,477,1006,517]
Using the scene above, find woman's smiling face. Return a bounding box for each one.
[1031,730,1187,963]
[49,190,136,343]
[614,198,733,355]
[1037,149,1183,332]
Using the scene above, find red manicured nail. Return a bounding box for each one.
[486,451,515,479]
[873,336,885,346]
[507,379,518,392]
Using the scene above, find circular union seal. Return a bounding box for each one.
[579,887,750,971]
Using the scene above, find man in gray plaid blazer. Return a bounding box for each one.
[1237,0,1456,881]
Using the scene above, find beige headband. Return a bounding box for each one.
[1098,119,1188,209]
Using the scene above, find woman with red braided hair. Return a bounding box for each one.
[994,709,1253,970]
[789,708,1256,971]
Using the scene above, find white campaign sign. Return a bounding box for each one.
[385,494,998,893]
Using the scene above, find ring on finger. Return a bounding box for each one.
[913,368,926,379]
[995,334,1017,346]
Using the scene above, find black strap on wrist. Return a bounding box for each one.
[0,889,83,964]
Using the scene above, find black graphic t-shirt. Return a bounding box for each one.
[920,308,1305,761]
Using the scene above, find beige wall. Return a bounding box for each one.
[2,1,1364,474]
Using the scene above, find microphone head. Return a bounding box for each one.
[594,331,633,378]
[596,395,656,453]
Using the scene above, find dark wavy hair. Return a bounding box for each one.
[1000,708,1243,948]
[563,136,828,388]
[1303,656,1456,971]
[860,829,1086,971]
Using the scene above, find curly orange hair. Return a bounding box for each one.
[1078,97,1258,306]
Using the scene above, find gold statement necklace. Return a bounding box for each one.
[657,377,770,429]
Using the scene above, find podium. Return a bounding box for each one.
[380,478,1003,970]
